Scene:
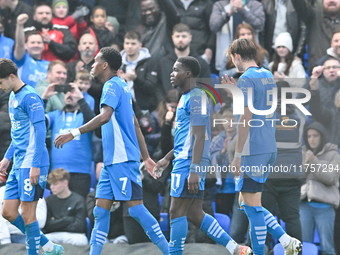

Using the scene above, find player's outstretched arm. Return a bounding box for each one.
[133,115,157,179]
[153,149,174,178]
[231,106,252,176]
[54,105,113,149]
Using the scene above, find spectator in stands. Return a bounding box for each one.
[303,57,340,110]
[135,0,175,59]
[120,30,159,112]
[0,13,14,59]
[44,168,88,246]
[105,16,119,38]
[315,29,340,67]
[300,122,340,255]
[66,33,102,113]
[24,2,77,62]
[261,0,306,59]
[14,14,49,88]
[262,81,306,248]
[0,0,34,40]
[0,181,47,244]
[44,83,94,199]
[74,69,95,111]
[292,0,340,71]
[219,23,268,78]
[209,108,236,216]
[36,60,67,113]
[210,0,265,71]
[172,0,215,63]
[158,23,211,96]
[0,90,10,170]
[269,32,306,90]
[85,6,115,49]
[52,0,89,41]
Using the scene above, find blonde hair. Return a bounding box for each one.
[47,168,70,184]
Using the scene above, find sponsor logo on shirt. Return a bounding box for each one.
[105,88,116,97]
[29,102,43,112]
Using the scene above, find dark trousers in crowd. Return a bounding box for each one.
[230,192,249,243]
[262,178,302,244]
[69,173,91,200]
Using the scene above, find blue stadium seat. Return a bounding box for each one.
[89,187,94,194]
[158,193,163,207]
[90,161,97,188]
[214,213,230,234]
[273,242,317,255]
[160,213,169,239]
[313,229,320,244]
[86,217,93,242]
[43,189,51,199]
[280,219,286,231]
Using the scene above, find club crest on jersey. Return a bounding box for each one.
[14,100,18,108]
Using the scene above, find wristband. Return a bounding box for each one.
[190,163,200,173]
[71,128,81,138]
[235,152,242,158]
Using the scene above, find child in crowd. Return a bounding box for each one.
[87,6,115,49]
[105,16,120,37]
[52,0,89,41]
[74,69,95,111]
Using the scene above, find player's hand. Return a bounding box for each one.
[0,158,10,176]
[54,133,74,149]
[144,157,157,179]
[222,74,237,86]
[231,157,242,176]
[17,14,29,26]
[188,172,199,194]
[41,83,58,99]
[153,158,170,178]
[29,167,40,186]
[69,83,84,100]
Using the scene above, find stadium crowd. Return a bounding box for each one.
[0,0,340,254]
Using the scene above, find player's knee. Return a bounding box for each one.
[1,207,13,221]
[21,210,35,224]
[169,205,185,220]
[93,205,110,221]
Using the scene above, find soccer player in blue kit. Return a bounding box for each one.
[0,59,63,255]
[225,38,302,255]
[53,47,169,255]
[154,56,252,255]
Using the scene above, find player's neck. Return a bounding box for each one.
[13,79,25,93]
[102,71,117,84]
[242,60,258,71]
[175,47,190,58]
[180,78,195,93]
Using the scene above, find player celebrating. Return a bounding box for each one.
[153,56,252,255]
[53,47,169,255]
[226,38,302,255]
[0,59,63,255]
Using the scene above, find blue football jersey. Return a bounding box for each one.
[0,35,14,60]
[8,85,49,168]
[15,53,49,88]
[47,110,92,174]
[237,66,277,156]
[173,87,211,167]
[100,76,140,166]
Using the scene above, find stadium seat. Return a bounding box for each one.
[280,219,286,231]
[158,193,163,207]
[273,242,318,255]
[214,213,230,234]
[90,161,97,188]
[86,217,93,242]
[89,187,94,194]
[211,73,219,86]
[43,189,51,198]
[313,229,320,244]
[159,212,169,239]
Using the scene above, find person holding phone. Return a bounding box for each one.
[35,60,68,114]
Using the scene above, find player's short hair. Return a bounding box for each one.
[227,38,257,62]
[172,23,191,35]
[0,59,18,78]
[76,69,92,81]
[33,1,52,14]
[48,168,70,184]
[91,6,106,17]
[124,31,141,42]
[99,47,122,71]
[47,60,66,72]
[25,31,44,43]
[177,56,201,78]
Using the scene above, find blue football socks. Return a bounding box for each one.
[200,214,232,247]
[90,206,110,255]
[25,221,41,255]
[129,204,169,255]
[169,216,187,255]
